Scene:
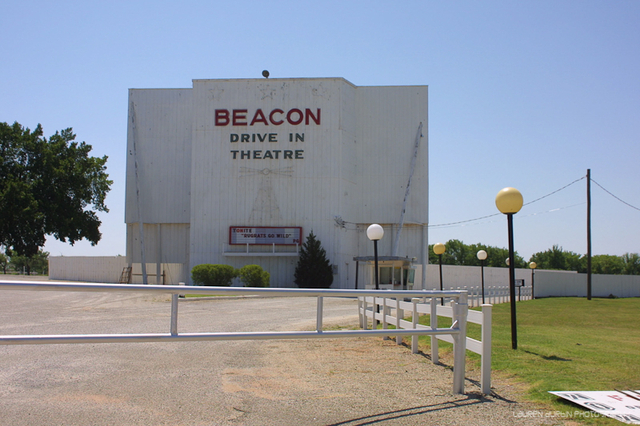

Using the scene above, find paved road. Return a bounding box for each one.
[0,279,552,426]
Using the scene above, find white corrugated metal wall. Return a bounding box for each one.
[126,78,428,287]
[126,89,192,283]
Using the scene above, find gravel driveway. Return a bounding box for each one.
[0,279,557,425]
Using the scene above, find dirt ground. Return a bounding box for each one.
[0,278,561,425]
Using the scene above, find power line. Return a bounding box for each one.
[430,176,585,228]
[523,176,585,206]
[429,212,501,228]
[591,178,640,212]
[430,202,586,229]
[520,202,586,219]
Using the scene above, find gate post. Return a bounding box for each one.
[430,297,438,364]
[452,292,468,394]
[170,293,179,336]
[411,298,419,353]
[481,303,493,394]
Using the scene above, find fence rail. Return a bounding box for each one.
[446,285,532,307]
[0,281,471,394]
[359,296,492,394]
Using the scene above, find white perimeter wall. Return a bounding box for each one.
[49,257,127,283]
[535,270,640,298]
[50,256,640,298]
[49,257,187,285]
[426,265,639,298]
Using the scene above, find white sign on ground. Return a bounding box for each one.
[550,390,640,424]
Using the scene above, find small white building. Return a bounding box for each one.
[126,77,429,287]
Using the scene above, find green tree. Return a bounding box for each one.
[9,249,49,275]
[294,230,333,288]
[590,254,625,275]
[428,240,525,268]
[530,245,582,271]
[622,253,640,275]
[0,251,7,274]
[0,122,112,257]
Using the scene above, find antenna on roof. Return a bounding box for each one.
[262,70,270,78]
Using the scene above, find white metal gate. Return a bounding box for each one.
[0,281,470,394]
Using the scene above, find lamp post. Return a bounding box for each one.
[367,224,384,290]
[529,261,537,300]
[495,187,523,350]
[477,250,487,304]
[433,242,446,305]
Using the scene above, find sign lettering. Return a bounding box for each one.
[229,227,302,245]
[215,108,321,126]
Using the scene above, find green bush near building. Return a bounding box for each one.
[191,264,237,286]
[238,264,270,287]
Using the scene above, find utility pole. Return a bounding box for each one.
[587,169,592,300]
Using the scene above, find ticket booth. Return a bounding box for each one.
[353,256,417,290]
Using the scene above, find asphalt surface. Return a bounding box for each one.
[0,278,555,426]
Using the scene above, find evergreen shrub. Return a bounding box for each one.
[294,230,333,288]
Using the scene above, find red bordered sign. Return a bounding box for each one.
[229,227,302,245]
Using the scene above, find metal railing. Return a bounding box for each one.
[222,243,300,256]
[0,281,469,394]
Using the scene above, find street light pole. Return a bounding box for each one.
[529,262,537,299]
[373,239,379,290]
[367,224,384,290]
[433,242,446,305]
[496,187,523,350]
[477,250,487,304]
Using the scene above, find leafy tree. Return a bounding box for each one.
[238,264,270,287]
[435,239,470,265]
[428,239,525,268]
[294,230,333,288]
[0,251,7,274]
[622,253,640,275]
[589,255,625,275]
[530,245,582,271]
[477,244,526,268]
[9,250,49,275]
[0,122,112,257]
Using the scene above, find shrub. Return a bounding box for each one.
[191,264,237,286]
[238,264,270,287]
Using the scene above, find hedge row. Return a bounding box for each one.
[191,264,269,287]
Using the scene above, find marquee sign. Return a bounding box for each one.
[229,227,302,245]
[214,107,322,161]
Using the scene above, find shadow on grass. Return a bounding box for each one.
[522,350,572,362]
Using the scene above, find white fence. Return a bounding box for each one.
[0,281,471,394]
[449,285,532,307]
[359,296,492,394]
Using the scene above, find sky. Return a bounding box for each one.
[2,0,639,261]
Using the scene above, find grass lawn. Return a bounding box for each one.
[414,297,640,424]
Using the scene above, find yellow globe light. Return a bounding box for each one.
[433,242,446,255]
[495,187,523,214]
[529,262,537,269]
